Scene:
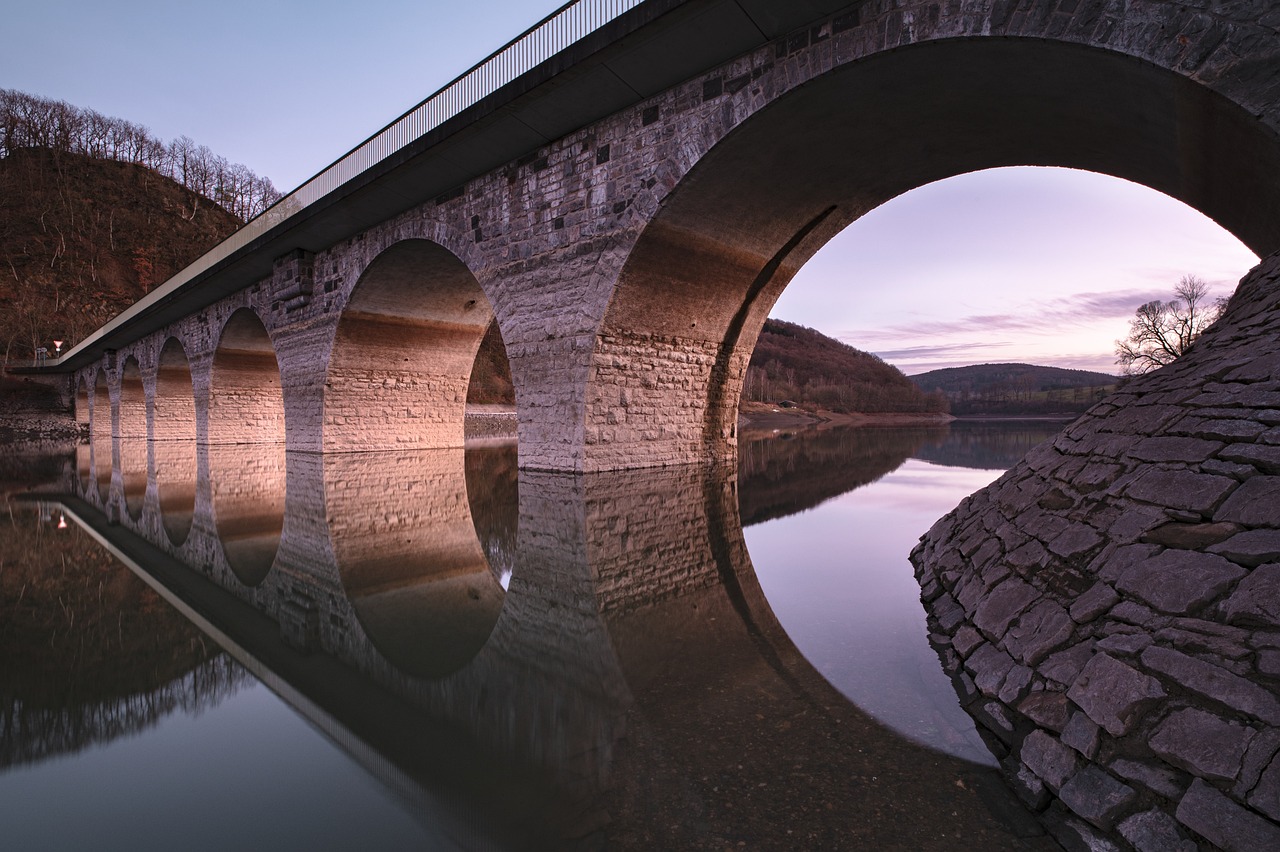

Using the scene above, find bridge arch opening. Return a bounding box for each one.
[118,356,147,521]
[210,309,285,586]
[91,369,112,502]
[75,376,90,488]
[592,37,1280,469]
[154,337,197,546]
[325,239,502,453]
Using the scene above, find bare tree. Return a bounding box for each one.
[1115,275,1226,375]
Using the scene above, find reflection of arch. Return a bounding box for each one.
[91,370,112,501]
[154,338,197,545]
[209,445,285,586]
[209,308,284,445]
[326,449,506,678]
[588,37,1280,469]
[324,240,494,452]
[119,356,147,521]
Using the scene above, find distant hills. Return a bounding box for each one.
[745,319,947,414]
[910,363,1118,416]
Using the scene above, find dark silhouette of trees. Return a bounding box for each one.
[1115,275,1226,375]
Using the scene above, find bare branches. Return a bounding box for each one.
[1115,275,1226,375]
[0,88,282,220]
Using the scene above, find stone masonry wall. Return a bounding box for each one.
[911,250,1280,851]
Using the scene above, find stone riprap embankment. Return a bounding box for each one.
[912,251,1280,851]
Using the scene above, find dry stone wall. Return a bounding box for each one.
[912,250,1280,851]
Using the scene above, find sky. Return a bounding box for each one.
[4,1,1260,375]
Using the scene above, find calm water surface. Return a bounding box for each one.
[0,421,1065,850]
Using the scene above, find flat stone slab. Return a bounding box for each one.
[1222,563,1280,628]
[1210,530,1280,567]
[1149,707,1254,783]
[1141,645,1280,725]
[1126,469,1237,514]
[1067,652,1166,736]
[1176,778,1280,851]
[1021,729,1079,791]
[1059,765,1136,830]
[1115,549,1246,615]
[1216,475,1280,526]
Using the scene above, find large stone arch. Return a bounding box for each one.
[154,337,197,546]
[118,355,147,521]
[581,30,1280,470]
[323,238,498,453]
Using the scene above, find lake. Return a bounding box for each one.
[0,420,1067,850]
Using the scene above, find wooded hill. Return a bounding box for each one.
[909,362,1117,416]
[744,319,948,414]
[0,148,244,364]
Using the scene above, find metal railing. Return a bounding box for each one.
[57,0,647,366]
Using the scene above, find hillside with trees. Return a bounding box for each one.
[0,89,282,365]
[909,363,1117,416]
[744,319,948,414]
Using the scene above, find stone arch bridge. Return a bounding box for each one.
[26,0,1280,848]
[42,0,1280,474]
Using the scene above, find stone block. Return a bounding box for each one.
[1249,753,1280,820]
[1115,549,1246,615]
[1143,645,1280,724]
[1117,809,1196,852]
[952,624,984,658]
[1109,757,1187,799]
[999,664,1034,704]
[1211,531,1280,567]
[1216,475,1280,526]
[1060,711,1101,758]
[1067,652,1166,736]
[1125,469,1237,514]
[1018,690,1072,733]
[1005,599,1075,665]
[1058,766,1136,830]
[1219,443,1280,475]
[1040,642,1095,688]
[1021,729,1079,791]
[973,576,1039,640]
[1128,436,1224,463]
[1222,563,1280,628]
[1141,521,1242,549]
[1150,707,1255,783]
[1176,778,1280,851]
[1069,581,1119,623]
[966,641,1016,698]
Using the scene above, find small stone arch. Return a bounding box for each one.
[118,355,147,521]
[209,308,285,445]
[154,337,197,546]
[74,374,89,430]
[91,369,112,502]
[324,238,499,453]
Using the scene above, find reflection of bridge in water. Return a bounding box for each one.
[47,438,1046,849]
